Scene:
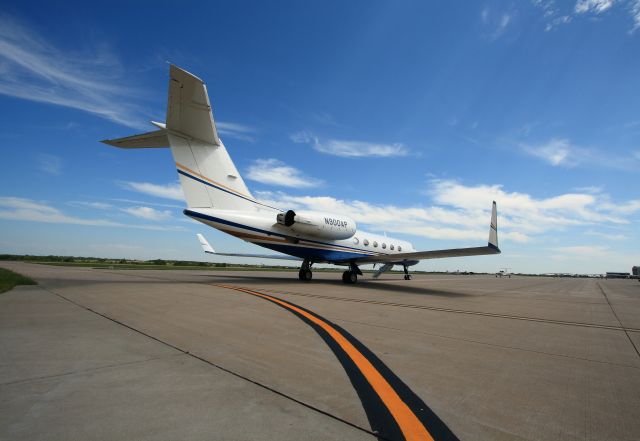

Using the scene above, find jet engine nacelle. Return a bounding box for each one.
[276,210,356,240]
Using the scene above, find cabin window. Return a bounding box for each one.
[382,243,387,249]
[373,241,378,247]
[398,246,402,252]
[390,244,395,250]
[363,239,369,246]
[353,237,359,244]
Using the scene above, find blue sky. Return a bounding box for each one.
[0,1,638,274]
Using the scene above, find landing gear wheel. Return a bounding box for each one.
[299,269,312,281]
[298,259,313,282]
[342,271,358,284]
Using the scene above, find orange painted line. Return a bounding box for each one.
[175,162,254,200]
[217,284,434,441]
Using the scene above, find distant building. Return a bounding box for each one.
[633,266,639,276]
[606,272,630,279]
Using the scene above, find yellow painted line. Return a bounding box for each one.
[217,284,434,441]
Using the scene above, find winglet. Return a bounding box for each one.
[196,233,215,254]
[488,201,499,251]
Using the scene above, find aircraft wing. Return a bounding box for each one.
[354,201,501,265]
[196,234,302,261]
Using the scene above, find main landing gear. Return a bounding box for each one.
[298,259,313,281]
[342,262,363,284]
[403,265,412,280]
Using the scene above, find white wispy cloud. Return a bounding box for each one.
[534,0,639,32]
[0,13,147,129]
[291,131,408,158]
[585,230,627,240]
[110,198,183,209]
[121,181,184,201]
[519,138,640,170]
[217,121,256,142]
[246,159,322,188]
[632,1,640,31]
[521,138,572,166]
[575,0,615,14]
[550,245,611,261]
[0,197,183,231]
[36,153,62,175]
[480,7,514,40]
[122,206,172,221]
[481,7,490,23]
[254,179,639,244]
[68,201,114,210]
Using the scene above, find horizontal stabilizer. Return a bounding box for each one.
[101,128,169,149]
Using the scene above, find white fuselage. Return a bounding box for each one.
[184,207,415,264]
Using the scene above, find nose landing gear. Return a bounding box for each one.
[403,265,412,280]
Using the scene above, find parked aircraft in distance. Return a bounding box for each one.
[102,65,500,283]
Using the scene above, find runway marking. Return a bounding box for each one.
[94,269,640,333]
[597,282,640,359]
[255,288,640,332]
[217,284,459,441]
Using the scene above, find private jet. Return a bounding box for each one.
[102,65,500,283]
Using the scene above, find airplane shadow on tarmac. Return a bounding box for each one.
[193,273,472,298]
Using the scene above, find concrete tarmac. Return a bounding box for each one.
[1,262,639,440]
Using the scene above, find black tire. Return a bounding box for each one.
[342,271,351,283]
[299,269,312,281]
[349,271,358,284]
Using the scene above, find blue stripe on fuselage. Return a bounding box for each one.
[256,242,370,262]
[184,209,377,257]
[177,169,280,211]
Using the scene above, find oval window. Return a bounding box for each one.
[382,243,387,249]
[353,237,359,244]
[390,244,395,250]
[363,239,369,246]
[373,241,378,247]
[398,246,402,252]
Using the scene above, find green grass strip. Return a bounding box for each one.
[0,268,37,294]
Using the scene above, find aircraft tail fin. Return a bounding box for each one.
[166,65,220,145]
[102,65,258,211]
